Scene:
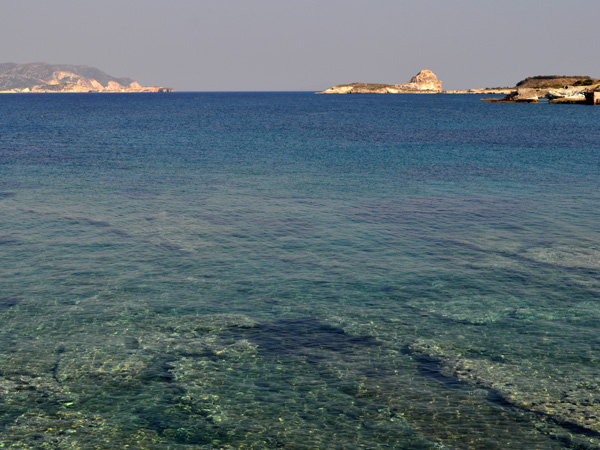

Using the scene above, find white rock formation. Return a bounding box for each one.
[397,69,442,91]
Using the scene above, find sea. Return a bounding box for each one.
[0,92,599,449]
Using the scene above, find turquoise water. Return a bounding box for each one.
[1,92,599,449]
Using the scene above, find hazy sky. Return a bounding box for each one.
[2,0,599,91]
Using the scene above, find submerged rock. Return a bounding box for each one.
[408,338,600,438]
[522,244,600,270]
[0,410,168,449]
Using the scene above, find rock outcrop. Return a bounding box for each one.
[585,89,600,105]
[484,88,539,103]
[0,62,173,93]
[317,69,442,94]
[397,69,443,91]
[545,86,586,100]
[513,88,539,102]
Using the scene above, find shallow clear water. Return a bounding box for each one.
[1,92,599,449]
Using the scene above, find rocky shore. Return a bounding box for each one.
[483,75,600,104]
[483,86,600,104]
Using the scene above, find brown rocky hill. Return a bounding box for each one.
[0,62,172,93]
[515,75,599,89]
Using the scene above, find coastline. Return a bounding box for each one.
[0,87,174,94]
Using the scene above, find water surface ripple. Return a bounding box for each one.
[1,93,599,449]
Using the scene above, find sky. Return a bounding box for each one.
[1,0,599,91]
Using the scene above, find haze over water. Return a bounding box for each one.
[1,92,600,449]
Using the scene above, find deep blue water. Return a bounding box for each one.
[1,92,600,449]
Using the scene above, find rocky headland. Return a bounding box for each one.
[483,75,600,104]
[0,62,174,93]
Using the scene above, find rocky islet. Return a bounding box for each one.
[317,69,445,94]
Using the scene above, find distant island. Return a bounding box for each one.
[318,69,443,94]
[0,62,174,93]
[317,70,513,95]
